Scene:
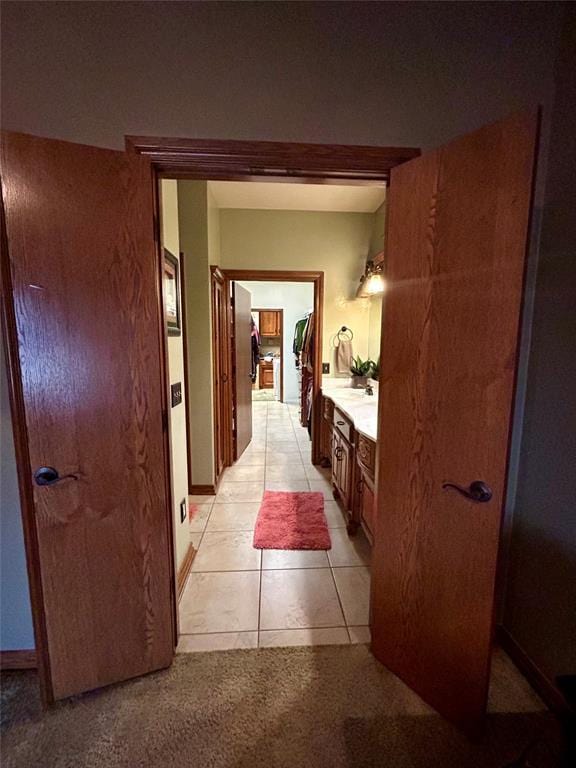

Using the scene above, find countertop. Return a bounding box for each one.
[321,378,379,442]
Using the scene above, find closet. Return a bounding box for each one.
[293,310,315,429]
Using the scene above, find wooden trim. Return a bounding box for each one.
[153,173,179,647]
[125,136,420,183]
[176,541,196,601]
[496,625,568,714]
[0,649,37,670]
[210,265,233,479]
[223,269,323,283]
[252,307,284,403]
[189,484,216,495]
[180,251,195,495]
[0,188,53,705]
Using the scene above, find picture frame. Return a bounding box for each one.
[163,249,181,336]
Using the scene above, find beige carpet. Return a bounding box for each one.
[0,645,559,768]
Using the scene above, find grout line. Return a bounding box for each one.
[328,560,350,630]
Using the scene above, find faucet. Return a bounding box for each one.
[365,383,374,396]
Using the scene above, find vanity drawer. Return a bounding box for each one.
[323,396,334,422]
[333,408,353,444]
[357,434,376,476]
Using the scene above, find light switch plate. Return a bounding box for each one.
[322,362,330,374]
[180,498,187,523]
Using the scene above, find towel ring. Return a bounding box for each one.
[337,326,353,343]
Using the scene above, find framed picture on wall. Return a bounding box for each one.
[163,249,181,336]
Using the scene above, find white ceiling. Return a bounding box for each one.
[208,180,386,213]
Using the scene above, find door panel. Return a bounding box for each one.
[232,282,252,459]
[1,131,174,700]
[211,268,227,481]
[371,112,538,732]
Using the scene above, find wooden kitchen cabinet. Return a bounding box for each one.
[258,360,274,388]
[259,310,281,337]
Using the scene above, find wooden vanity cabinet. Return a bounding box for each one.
[331,407,354,514]
[352,432,376,543]
[320,394,333,466]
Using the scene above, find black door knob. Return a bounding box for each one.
[442,480,493,503]
[33,466,78,487]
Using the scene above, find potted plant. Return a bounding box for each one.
[350,356,374,388]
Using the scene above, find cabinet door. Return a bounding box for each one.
[339,437,352,509]
[260,311,279,336]
[331,430,341,490]
[361,475,375,540]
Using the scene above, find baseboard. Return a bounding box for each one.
[177,541,197,601]
[189,484,216,495]
[496,625,567,714]
[0,649,37,670]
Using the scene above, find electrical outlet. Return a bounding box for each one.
[180,498,187,523]
[322,362,330,374]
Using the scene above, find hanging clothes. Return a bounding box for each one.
[293,316,308,367]
[250,315,260,383]
[301,312,315,373]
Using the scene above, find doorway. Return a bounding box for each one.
[2,118,538,735]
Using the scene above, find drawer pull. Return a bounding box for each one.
[336,420,346,426]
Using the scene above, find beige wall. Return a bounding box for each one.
[177,181,217,488]
[159,180,189,569]
[220,209,374,374]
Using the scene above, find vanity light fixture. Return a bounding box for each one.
[356,259,386,298]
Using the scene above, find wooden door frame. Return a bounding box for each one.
[220,270,323,466]
[210,265,233,482]
[252,307,284,403]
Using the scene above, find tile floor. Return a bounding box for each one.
[179,400,372,652]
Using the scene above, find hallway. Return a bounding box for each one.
[179,400,371,652]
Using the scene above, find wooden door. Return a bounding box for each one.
[210,267,228,481]
[370,112,538,733]
[232,282,253,459]
[1,131,174,701]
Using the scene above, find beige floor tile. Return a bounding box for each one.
[177,631,258,653]
[265,465,308,481]
[332,566,371,625]
[180,571,260,634]
[348,625,371,644]
[266,450,304,464]
[190,532,203,550]
[266,439,300,450]
[261,549,330,570]
[264,479,310,492]
[323,500,347,528]
[327,528,371,567]
[234,451,266,467]
[192,531,261,571]
[260,568,345,630]
[216,481,264,503]
[221,465,265,482]
[258,627,349,648]
[308,478,334,499]
[189,494,215,504]
[189,503,212,533]
[304,464,332,481]
[206,502,260,532]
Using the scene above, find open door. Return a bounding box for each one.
[231,282,253,460]
[371,112,538,733]
[1,132,174,701]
